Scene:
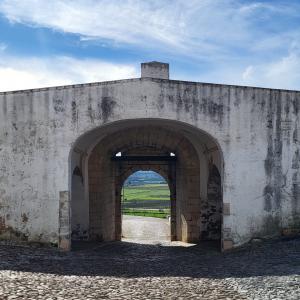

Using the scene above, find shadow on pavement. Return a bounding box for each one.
[0,237,299,279]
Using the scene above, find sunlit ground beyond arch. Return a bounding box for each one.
[121,170,171,241]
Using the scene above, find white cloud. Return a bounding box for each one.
[1,51,300,92]
[193,49,300,91]
[0,55,138,92]
[255,52,300,90]
[242,66,254,81]
[0,1,300,91]
[1,0,297,59]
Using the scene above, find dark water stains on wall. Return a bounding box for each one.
[53,95,65,113]
[157,93,165,110]
[292,97,300,115]
[262,215,281,236]
[292,168,300,219]
[87,104,94,123]
[263,185,273,212]
[71,101,78,125]
[0,216,29,241]
[2,94,7,116]
[203,86,225,125]
[233,88,242,107]
[292,182,300,210]
[293,127,299,143]
[207,101,224,121]
[0,216,5,231]
[284,93,291,115]
[250,214,281,239]
[100,96,116,123]
[175,94,183,116]
[263,91,284,213]
[21,213,28,223]
[87,93,95,123]
[264,144,274,177]
[11,102,17,121]
[164,84,224,124]
[12,123,18,131]
[50,119,65,130]
[71,224,89,241]
[292,149,300,169]
[27,93,34,116]
[274,93,283,210]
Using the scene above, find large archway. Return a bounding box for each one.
[69,119,223,249]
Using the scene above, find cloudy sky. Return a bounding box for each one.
[0,0,300,91]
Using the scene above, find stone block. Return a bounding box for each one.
[222,227,231,239]
[59,238,71,251]
[223,203,230,215]
[223,239,233,251]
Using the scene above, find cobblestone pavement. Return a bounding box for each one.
[0,237,299,299]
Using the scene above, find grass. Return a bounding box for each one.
[122,184,170,201]
[122,209,170,219]
[122,183,170,218]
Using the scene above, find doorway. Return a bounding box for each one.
[121,170,171,241]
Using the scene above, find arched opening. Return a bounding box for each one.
[121,170,171,241]
[110,143,177,242]
[68,119,224,250]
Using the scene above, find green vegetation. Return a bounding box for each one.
[123,184,170,201]
[122,209,170,219]
[122,183,170,218]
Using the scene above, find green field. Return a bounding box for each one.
[122,209,170,218]
[122,184,170,218]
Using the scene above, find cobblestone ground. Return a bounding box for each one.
[0,237,299,299]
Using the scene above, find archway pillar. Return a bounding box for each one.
[59,191,71,251]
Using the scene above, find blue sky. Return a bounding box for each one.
[0,0,300,91]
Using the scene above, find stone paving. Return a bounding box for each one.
[0,237,299,299]
[122,215,170,240]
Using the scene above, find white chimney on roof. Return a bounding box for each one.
[141,61,169,79]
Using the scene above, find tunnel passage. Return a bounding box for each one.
[69,119,223,248]
[114,158,176,241]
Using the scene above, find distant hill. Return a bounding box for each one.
[124,171,166,186]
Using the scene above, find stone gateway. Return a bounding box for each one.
[0,62,299,251]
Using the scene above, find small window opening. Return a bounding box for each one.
[116,152,122,157]
[170,152,176,156]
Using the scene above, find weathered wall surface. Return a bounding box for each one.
[0,77,299,248]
